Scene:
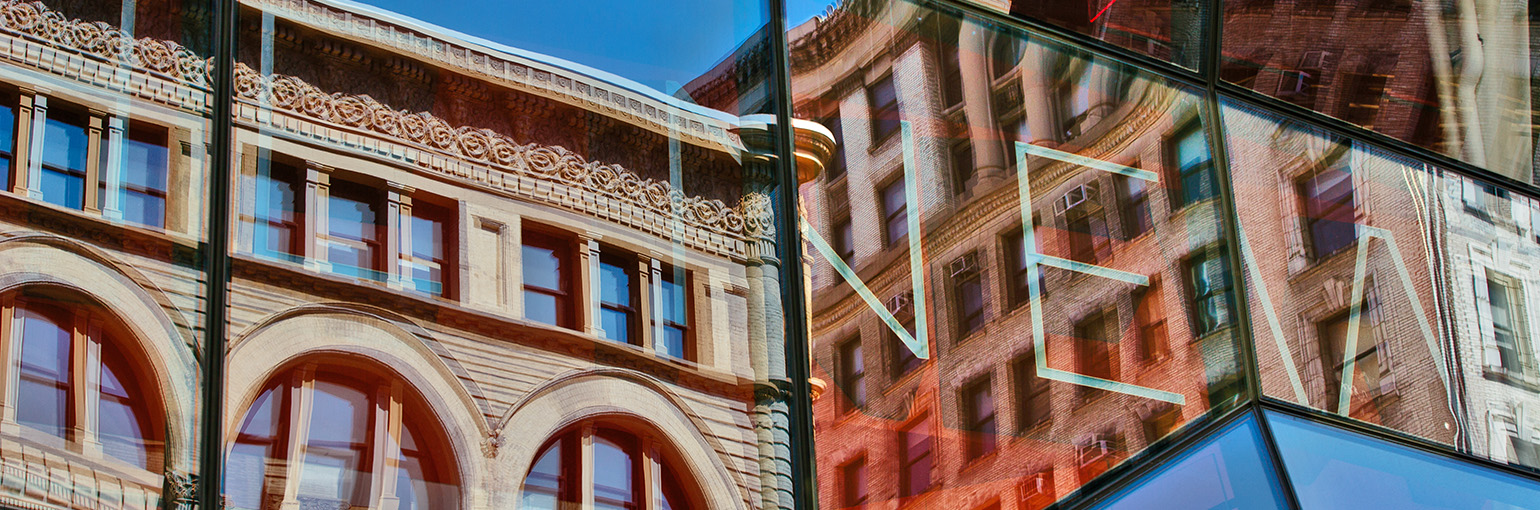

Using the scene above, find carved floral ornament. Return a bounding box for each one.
[233,63,774,241]
[0,0,211,88]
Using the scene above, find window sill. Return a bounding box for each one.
[3,426,163,488]
[1484,368,1540,393]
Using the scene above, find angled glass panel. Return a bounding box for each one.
[1268,410,1540,510]
[1221,0,1540,186]
[1089,414,1288,510]
[1223,99,1462,451]
[792,2,1246,508]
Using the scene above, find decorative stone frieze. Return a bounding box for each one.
[0,0,210,89]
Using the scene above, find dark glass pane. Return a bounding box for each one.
[1006,0,1205,66]
[1090,415,1288,510]
[1269,411,1540,510]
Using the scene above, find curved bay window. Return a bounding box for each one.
[225,362,459,510]
[1,290,165,472]
[522,421,701,510]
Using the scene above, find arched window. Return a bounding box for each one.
[522,421,701,510]
[225,361,460,510]
[1,291,164,472]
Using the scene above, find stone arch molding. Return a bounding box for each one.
[496,368,751,510]
[225,303,492,501]
[0,232,202,470]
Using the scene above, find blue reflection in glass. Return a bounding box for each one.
[1091,414,1287,510]
[1268,411,1540,510]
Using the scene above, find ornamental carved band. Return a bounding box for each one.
[232,63,760,240]
[0,0,211,88]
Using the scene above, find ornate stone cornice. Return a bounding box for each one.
[0,0,210,89]
[788,0,884,75]
[241,0,743,151]
[233,63,768,257]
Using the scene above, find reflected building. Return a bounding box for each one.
[791,3,1246,508]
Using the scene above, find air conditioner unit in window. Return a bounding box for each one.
[887,291,914,316]
[1019,470,1054,505]
[949,252,979,278]
[1077,437,1114,467]
[1055,182,1100,216]
[1275,70,1311,97]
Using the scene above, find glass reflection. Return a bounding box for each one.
[1089,414,1288,510]
[1268,410,1540,510]
[795,2,1245,508]
[1222,0,1540,185]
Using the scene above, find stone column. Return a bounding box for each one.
[958,19,1007,186]
[1021,43,1059,148]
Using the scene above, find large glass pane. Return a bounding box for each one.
[1268,410,1540,510]
[223,0,786,507]
[1089,414,1288,510]
[1221,0,1540,186]
[0,1,213,507]
[794,2,1246,508]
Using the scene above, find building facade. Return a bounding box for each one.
[0,0,1535,510]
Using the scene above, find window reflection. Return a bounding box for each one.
[522,424,701,510]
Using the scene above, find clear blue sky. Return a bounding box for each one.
[356,0,837,95]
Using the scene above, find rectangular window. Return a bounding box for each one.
[838,337,865,410]
[1339,73,1389,129]
[1141,403,1181,443]
[1318,308,1385,406]
[891,318,920,377]
[1170,125,1217,208]
[1134,281,1169,361]
[937,21,964,108]
[1000,116,1028,173]
[522,228,575,330]
[599,253,639,345]
[952,252,984,339]
[1014,352,1050,431]
[824,115,846,180]
[1075,312,1116,403]
[950,141,974,195]
[833,214,855,264]
[327,180,385,281]
[1117,173,1152,238]
[869,75,900,143]
[1298,161,1356,259]
[963,377,997,460]
[1187,250,1235,336]
[1487,273,1531,376]
[657,265,690,359]
[0,96,16,191]
[899,416,933,498]
[254,159,303,261]
[841,457,868,508]
[40,108,89,209]
[111,123,170,229]
[408,199,454,297]
[1066,206,1111,264]
[1006,223,1049,308]
[881,177,908,248]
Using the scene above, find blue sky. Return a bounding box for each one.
[356,0,837,95]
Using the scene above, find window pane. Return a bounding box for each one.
[593,435,636,510]
[327,184,383,281]
[1006,0,1204,65]
[1268,411,1540,510]
[39,111,88,209]
[17,306,71,438]
[1090,415,1288,510]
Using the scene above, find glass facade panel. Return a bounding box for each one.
[1089,414,1289,510]
[795,2,1249,508]
[221,0,790,508]
[1269,410,1540,510]
[1221,0,1540,187]
[7,0,1540,508]
[0,1,214,508]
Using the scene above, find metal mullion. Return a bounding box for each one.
[198,0,239,508]
[1259,397,1540,483]
[1252,404,1307,510]
[1049,402,1259,510]
[1215,82,1540,201]
[767,0,819,509]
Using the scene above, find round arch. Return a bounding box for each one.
[225,304,490,504]
[0,233,201,471]
[498,369,750,510]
